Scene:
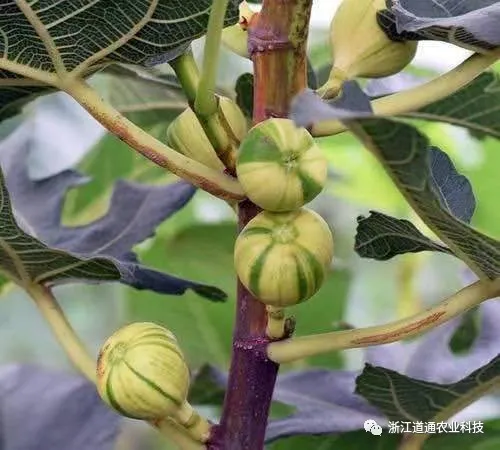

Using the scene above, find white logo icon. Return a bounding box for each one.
[364,419,383,436]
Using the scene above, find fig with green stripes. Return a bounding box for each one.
[234,208,334,307]
[236,118,328,212]
[96,322,190,420]
[166,96,248,171]
[166,107,225,171]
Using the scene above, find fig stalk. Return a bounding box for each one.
[266,306,287,340]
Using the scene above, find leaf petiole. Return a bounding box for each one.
[27,283,97,382]
[311,51,500,137]
[267,278,500,364]
[60,78,245,202]
[195,0,230,118]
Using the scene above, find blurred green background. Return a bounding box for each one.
[0,1,499,449]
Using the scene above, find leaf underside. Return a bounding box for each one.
[0,123,227,300]
[355,211,452,260]
[356,354,500,423]
[378,1,500,53]
[350,118,499,279]
[0,158,119,288]
[0,364,121,450]
[0,0,240,120]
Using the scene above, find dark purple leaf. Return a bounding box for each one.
[0,364,121,450]
[0,124,226,301]
[383,0,500,53]
[266,370,386,442]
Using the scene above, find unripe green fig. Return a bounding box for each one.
[221,1,255,59]
[217,96,248,147]
[96,322,190,420]
[167,97,247,171]
[234,208,334,307]
[166,108,225,171]
[236,118,327,212]
[318,0,417,98]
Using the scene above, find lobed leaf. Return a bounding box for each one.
[0,0,240,119]
[0,364,121,450]
[291,83,500,279]
[378,0,500,53]
[349,118,499,279]
[355,211,452,261]
[356,354,500,423]
[0,147,119,287]
[0,123,226,300]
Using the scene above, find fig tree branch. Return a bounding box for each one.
[208,1,314,449]
[267,278,500,364]
[311,51,500,137]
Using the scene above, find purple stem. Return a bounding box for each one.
[207,200,279,450]
[206,1,313,448]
